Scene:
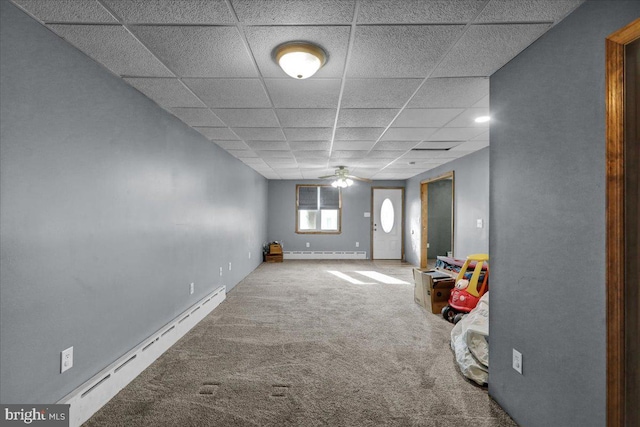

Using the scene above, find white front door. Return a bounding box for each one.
[373,188,403,259]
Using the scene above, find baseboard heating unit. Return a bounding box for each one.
[58,286,226,427]
[283,251,367,260]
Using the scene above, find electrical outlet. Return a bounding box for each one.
[190,283,194,295]
[512,349,523,374]
[219,267,223,276]
[306,242,310,248]
[248,251,251,259]
[61,347,73,373]
[477,219,484,228]
[427,243,430,248]
[228,262,232,271]
[355,242,359,247]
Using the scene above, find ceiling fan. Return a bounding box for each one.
[319,166,372,188]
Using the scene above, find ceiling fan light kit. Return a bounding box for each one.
[275,42,327,79]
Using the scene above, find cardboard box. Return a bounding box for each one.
[265,253,283,263]
[269,244,282,254]
[413,268,456,314]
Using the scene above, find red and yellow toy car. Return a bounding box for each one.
[442,254,489,323]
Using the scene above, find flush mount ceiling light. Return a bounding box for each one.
[474,116,491,123]
[275,42,327,79]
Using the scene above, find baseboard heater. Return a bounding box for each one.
[283,251,367,260]
[58,286,226,427]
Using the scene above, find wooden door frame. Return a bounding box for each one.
[370,186,405,260]
[605,17,640,427]
[419,171,455,268]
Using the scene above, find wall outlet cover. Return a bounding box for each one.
[61,347,73,374]
[512,348,523,374]
[190,283,194,295]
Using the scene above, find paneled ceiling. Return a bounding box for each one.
[11,0,583,180]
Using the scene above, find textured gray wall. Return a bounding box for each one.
[427,179,453,259]
[488,2,640,426]
[0,1,267,404]
[267,180,404,255]
[405,148,489,266]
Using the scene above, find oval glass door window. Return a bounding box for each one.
[380,198,395,233]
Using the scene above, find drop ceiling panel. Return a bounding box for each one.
[471,95,490,108]
[231,0,355,24]
[335,128,384,141]
[445,108,490,128]
[284,128,333,141]
[347,25,464,78]
[277,171,304,179]
[213,140,251,150]
[331,150,370,159]
[450,140,490,151]
[366,150,405,159]
[265,79,342,108]
[337,109,399,127]
[193,127,238,140]
[48,25,173,77]
[253,149,295,157]
[357,0,487,24]
[170,108,226,127]
[472,130,490,141]
[476,0,584,23]
[276,109,336,128]
[332,141,376,151]
[245,26,350,78]
[408,78,489,108]
[426,127,487,141]
[212,109,280,127]
[12,0,117,23]
[341,78,422,108]
[413,140,463,150]
[289,141,331,151]
[103,0,235,24]
[124,78,205,108]
[372,141,419,151]
[294,150,330,159]
[393,108,464,128]
[245,141,290,151]
[380,128,438,141]
[241,158,267,165]
[226,149,257,158]
[131,26,257,77]
[432,24,551,77]
[233,127,286,141]
[183,79,271,108]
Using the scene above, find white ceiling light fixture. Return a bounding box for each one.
[275,42,327,79]
[331,178,354,188]
[474,116,491,123]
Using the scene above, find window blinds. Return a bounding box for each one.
[320,187,340,209]
[298,186,318,210]
[298,186,340,210]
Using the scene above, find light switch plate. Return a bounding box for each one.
[61,347,73,373]
[513,348,523,374]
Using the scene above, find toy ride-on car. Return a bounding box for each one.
[441,253,489,323]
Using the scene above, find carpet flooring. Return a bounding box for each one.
[85,260,516,426]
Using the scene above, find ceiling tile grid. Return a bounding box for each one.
[11,0,585,180]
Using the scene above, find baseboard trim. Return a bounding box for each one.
[57,286,226,427]
[283,251,367,260]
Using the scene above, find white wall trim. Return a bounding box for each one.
[283,251,367,260]
[57,286,226,427]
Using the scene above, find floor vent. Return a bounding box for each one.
[283,251,367,260]
[58,286,226,427]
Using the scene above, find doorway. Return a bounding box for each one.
[420,172,455,269]
[371,187,404,260]
[605,17,639,427]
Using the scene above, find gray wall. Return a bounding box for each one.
[405,148,490,266]
[0,0,267,404]
[488,2,640,426]
[268,180,404,256]
[427,179,453,259]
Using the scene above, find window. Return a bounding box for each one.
[296,185,341,233]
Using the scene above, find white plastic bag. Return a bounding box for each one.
[450,292,490,385]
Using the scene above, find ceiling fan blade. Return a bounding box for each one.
[346,175,373,182]
[318,174,337,179]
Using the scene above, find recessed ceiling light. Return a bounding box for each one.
[275,42,327,79]
[474,116,491,123]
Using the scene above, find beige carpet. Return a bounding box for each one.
[85,260,516,426]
